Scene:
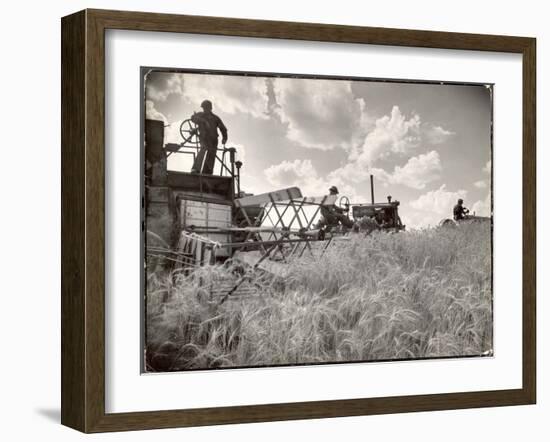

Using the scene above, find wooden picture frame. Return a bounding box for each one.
[61,8,536,433]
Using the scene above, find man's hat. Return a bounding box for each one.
[201,99,213,110]
[458,198,464,204]
[329,185,339,194]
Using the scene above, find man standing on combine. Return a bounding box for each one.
[190,100,228,175]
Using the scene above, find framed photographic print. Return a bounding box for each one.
[61,9,536,433]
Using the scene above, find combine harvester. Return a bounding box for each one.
[144,118,405,302]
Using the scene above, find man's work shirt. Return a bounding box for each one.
[453,204,467,220]
[191,111,228,146]
[320,202,343,219]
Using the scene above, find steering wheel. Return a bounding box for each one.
[179,119,200,145]
[337,195,350,212]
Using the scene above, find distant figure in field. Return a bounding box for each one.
[453,198,470,221]
[190,100,228,175]
[317,186,354,229]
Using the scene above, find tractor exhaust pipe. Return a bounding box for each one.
[370,174,374,204]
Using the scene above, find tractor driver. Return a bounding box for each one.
[317,186,354,229]
[190,100,228,175]
[453,198,470,221]
[375,210,385,227]
[383,208,394,227]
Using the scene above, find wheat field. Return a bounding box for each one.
[145,221,493,372]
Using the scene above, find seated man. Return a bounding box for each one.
[383,208,394,227]
[317,186,354,229]
[453,198,470,221]
[374,210,387,228]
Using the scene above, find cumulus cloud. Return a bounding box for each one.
[273,82,449,172]
[474,180,487,189]
[410,184,466,213]
[401,212,437,230]
[325,106,425,188]
[263,159,363,202]
[273,78,370,151]
[163,120,186,144]
[146,72,269,119]
[264,159,326,197]
[328,149,440,193]
[326,162,362,185]
[183,74,269,118]
[425,125,455,145]
[372,151,442,190]
[471,192,491,217]
[409,185,467,226]
[352,106,421,167]
[145,72,185,102]
[145,100,167,124]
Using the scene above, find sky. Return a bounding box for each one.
[144,69,492,228]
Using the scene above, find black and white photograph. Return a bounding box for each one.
[143,68,493,372]
[1,0,544,437]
